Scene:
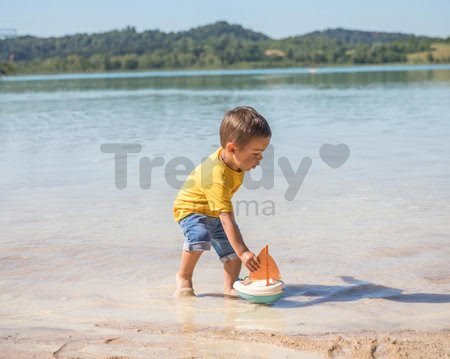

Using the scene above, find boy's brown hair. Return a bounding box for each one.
[220,106,271,148]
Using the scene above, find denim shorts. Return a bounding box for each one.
[178,213,238,263]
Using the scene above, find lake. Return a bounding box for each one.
[1,64,449,336]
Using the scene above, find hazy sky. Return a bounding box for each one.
[2,0,449,39]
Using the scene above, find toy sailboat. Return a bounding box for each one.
[233,245,285,304]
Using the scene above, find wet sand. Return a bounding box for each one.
[1,226,449,358]
[1,320,449,358]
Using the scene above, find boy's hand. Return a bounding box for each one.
[239,251,260,272]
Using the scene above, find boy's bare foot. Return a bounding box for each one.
[174,287,195,298]
[173,273,196,298]
[223,288,239,298]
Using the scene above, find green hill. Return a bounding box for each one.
[1,21,449,74]
[296,28,423,44]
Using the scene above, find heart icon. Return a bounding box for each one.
[319,143,350,169]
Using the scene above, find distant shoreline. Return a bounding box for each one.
[2,63,450,82]
[3,23,449,77]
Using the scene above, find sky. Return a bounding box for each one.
[1,0,450,39]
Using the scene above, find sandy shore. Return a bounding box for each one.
[1,320,449,358]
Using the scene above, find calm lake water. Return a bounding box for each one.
[1,64,449,335]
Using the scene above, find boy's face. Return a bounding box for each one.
[229,136,271,172]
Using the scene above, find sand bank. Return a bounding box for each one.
[1,320,448,358]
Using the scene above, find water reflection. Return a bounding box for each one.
[1,65,450,93]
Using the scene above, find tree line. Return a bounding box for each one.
[1,22,449,74]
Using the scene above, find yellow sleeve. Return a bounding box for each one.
[204,177,234,213]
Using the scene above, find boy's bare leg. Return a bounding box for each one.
[223,257,241,296]
[174,250,203,297]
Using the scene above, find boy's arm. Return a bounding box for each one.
[219,212,260,272]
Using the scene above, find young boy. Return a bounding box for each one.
[173,106,271,297]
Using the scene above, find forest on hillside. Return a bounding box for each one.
[1,22,449,75]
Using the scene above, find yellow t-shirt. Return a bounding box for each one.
[173,147,245,222]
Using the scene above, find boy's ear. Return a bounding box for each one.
[225,142,238,153]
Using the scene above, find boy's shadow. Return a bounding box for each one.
[276,276,450,308]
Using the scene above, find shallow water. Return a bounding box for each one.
[1,65,450,335]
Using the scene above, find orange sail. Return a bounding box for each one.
[249,245,281,285]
